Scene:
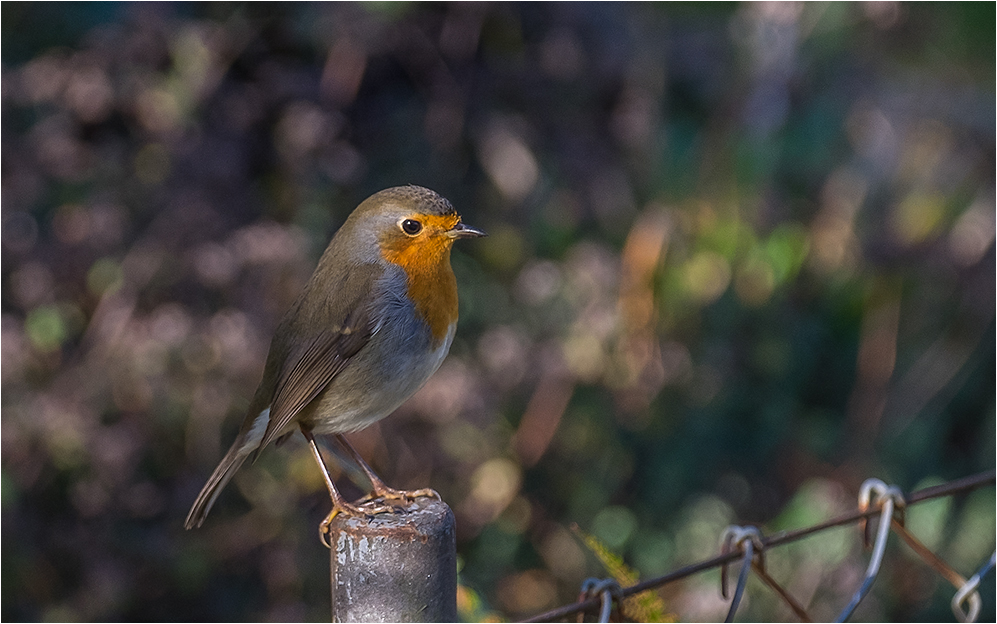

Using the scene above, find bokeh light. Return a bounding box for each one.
[2,3,993,622]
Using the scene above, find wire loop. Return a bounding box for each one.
[951,550,995,623]
[578,578,622,623]
[836,479,906,622]
[720,525,764,622]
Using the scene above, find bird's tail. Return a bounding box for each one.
[184,439,252,530]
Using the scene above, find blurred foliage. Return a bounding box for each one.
[2,2,994,621]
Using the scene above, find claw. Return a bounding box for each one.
[405,487,442,502]
[318,497,408,548]
[357,486,441,508]
[319,506,341,548]
[317,498,366,548]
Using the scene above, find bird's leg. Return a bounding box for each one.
[301,426,393,548]
[336,434,440,506]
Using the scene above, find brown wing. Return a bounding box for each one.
[253,264,381,455]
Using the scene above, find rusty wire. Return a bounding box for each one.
[523,470,995,623]
[750,560,812,622]
[835,479,905,622]
[719,524,812,622]
[890,519,980,622]
[719,526,763,622]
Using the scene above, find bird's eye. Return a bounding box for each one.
[401,219,423,235]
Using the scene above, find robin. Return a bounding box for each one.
[184,185,484,545]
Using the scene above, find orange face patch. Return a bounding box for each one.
[379,212,461,346]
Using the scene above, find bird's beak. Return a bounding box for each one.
[448,221,487,239]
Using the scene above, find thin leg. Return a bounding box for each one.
[301,426,391,547]
[336,434,440,505]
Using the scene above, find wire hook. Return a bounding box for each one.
[720,525,764,622]
[578,578,622,623]
[720,524,813,621]
[836,479,906,622]
[951,550,995,623]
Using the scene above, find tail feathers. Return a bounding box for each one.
[184,442,252,530]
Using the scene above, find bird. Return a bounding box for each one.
[184,185,484,545]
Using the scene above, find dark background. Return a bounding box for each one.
[2,2,994,621]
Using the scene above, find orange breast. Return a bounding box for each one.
[379,217,460,346]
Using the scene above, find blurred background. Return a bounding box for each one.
[2,2,994,621]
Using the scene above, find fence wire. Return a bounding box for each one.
[524,470,996,623]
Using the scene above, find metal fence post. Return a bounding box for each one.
[328,497,457,623]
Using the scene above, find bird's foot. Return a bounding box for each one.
[356,486,441,508]
[318,498,395,548]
